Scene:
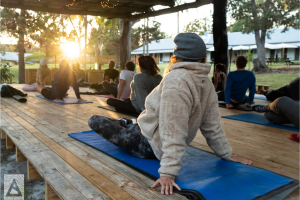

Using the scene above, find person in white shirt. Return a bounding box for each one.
[103,61,136,99]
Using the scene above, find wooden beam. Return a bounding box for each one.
[45,182,60,200]
[128,0,213,20]
[212,0,228,73]
[108,0,175,6]
[6,135,15,149]
[16,147,27,162]
[27,161,42,180]
[1,1,128,18]
[1,129,6,139]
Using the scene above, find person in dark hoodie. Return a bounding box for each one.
[34,59,86,103]
[217,55,256,108]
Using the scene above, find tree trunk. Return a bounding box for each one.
[120,20,132,69]
[213,0,228,74]
[18,9,26,84]
[250,0,269,72]
[83,15,87,69]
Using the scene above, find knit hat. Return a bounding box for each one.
[40,57,48,67]
[173,33,207,60]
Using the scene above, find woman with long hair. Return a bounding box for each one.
[88,33,251,196]
[212,63,227,91]
[106,55,162,114]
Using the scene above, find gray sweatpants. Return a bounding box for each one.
[265,97,299,128]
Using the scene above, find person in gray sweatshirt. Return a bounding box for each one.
[88,33,252,196]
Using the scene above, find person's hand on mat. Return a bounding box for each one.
[245,103,251,107]
[53,99,63,103]
[226,104,234,109]
[229,155,252,165]
[151,177,181,195]
[77,98,86,102]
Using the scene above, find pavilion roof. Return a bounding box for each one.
[1,0,212,20]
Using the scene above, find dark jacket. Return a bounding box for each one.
[51,68,81,100]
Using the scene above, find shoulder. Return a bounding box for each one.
[113,69,119,73]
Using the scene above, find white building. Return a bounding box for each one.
[131,28,300,63]
[0,52,32,66]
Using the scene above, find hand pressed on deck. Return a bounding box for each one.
[151,176,181,195]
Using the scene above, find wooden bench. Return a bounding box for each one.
[0,111,110,200]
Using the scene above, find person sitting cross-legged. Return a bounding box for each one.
[88,33,252,196]
[34,59,86,103]
[218,55,256,109]
[106,55,163,114]
[212,63,227,92]
[103,61,136,99]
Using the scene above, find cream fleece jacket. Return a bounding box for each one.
[137,62,232,179]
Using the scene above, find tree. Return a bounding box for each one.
[228,0,299,72]
[25,51,46,62]
[229,19,246,32]
[0,8,38,83]
[30,13,66,58]
[182,17,212,35]
[131,21,167,51]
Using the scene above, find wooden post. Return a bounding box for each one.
[213,0,228,74]
[120,20,132,69]
[27,161,42,180]
[282,48,285,59]
[6,135,15,149]
[16,147,27,162]
[163,53,165,63]
[1,129,6,139]
[265,49,267,57]
[45,182,60,200]
[18,9,26,84]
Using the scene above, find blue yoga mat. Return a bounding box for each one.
[36,95,93,104]
[254,95,267,100]
[222,113,299,132]
[69,130,297,200]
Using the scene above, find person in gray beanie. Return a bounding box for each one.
[88,32,252,196]
[36,57,51,87]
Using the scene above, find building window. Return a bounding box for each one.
[160,53,163,62]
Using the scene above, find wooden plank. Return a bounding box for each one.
[27,160,42,180]
[1,98,185,200]
[0,126,86,200]
[45,182,60,200]
[1,129,6,139]
[6,134,15,149]
[16,146,27,162]
[1,107,135,200]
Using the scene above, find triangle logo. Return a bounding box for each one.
[5,178,22,197]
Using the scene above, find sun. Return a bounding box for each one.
[61,42,80,58]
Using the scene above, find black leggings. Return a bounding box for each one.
[88,115,156,159]
[107,98,139,114]
[1,85,27,97]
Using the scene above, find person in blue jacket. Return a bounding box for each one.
[217,55,256,109]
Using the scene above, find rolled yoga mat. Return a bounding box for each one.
[69,130,299,200]
[254,95,267,100]
[97,106,139,118]
[36,95,93,104]
[222,113,299,132]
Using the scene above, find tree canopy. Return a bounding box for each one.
[182,17,212,35]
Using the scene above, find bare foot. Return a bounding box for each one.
[229,155,252,165]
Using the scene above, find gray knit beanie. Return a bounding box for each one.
[173,33,207,60]
[40,57,48,67]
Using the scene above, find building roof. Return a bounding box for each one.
[131,28,300,54]
[0,52,32,62]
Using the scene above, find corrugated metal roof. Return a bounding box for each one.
[132,28,300,54]
[0,52,32,62]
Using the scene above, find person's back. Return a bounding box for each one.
[131,56,163,113]
[222,55,256,107]
[139,58,232,178]
[226,70,255,101]
[118,69,136,99]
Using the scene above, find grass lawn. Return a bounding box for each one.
[8,62,299,90]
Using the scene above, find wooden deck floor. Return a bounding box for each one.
[1,84,299,199]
